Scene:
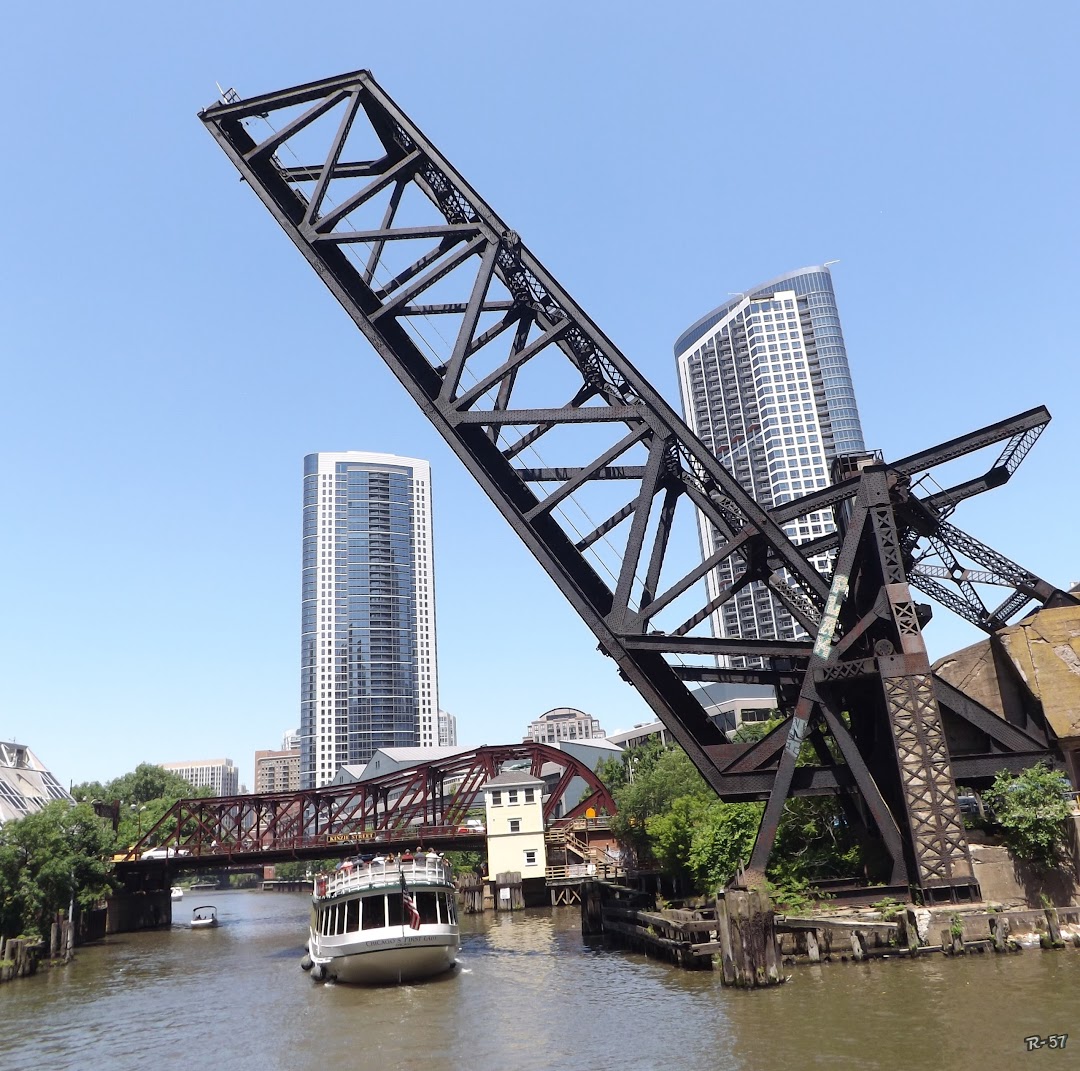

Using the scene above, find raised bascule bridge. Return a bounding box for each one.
[179,71,1078,905]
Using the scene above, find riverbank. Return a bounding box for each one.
[583,880,1080,986]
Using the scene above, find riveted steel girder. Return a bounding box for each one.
[200,73,1075,900]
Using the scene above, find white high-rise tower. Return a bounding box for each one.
[300,451,438,788]
[675,267,865,652]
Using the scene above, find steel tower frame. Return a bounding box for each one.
[199,71,1076,901]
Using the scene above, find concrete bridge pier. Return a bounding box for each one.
[107,862,172,934]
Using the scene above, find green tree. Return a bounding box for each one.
[72,764,214,850]
[730,714,781,744]
[94,763,201,806]
[604,737,867,897]
[274,859,334,881]
[595,754,629,794]
[606,744,756,889]
[646,795,705,886]
[688,800,763,890]
[608,745,708,854]
[983,763,1074,872]
[69,780,108,804]
[0,801,115,940]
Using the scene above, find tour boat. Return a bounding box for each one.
[190,905,218,929]
[305,853,459,985]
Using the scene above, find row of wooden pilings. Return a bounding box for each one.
[0,937,44,983]
[581,880,784,987]
[0,911,76,984]
[457,871,525,913]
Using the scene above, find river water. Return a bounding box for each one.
[2,890,1076,1071]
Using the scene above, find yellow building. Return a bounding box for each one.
[482,770,547,883]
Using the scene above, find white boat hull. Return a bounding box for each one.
[311,932,459,984]
[308,856,460,985]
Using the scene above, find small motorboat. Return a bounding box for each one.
[191,905,219,929]
[171,886,184,901]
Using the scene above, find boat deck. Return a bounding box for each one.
[316,856,453,900]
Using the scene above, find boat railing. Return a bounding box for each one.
[316,856,453,899]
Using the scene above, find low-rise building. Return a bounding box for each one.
[482,770,547,882]
[609,684,777,747]
[606,720,674,751]
[331,746,469,784]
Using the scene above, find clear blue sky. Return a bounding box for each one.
[2,2,1077,790]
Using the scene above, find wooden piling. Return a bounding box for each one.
[713,888,783,988]
[903,907,921,953]
[850,930,866,961]
[457,871,485,914]
[580,880,606,936]
[989,915,1011,952]
[729,890,749,986]
[941,926,965,955]
[494,871,524,911]
[806,928,821,964]
[1044,907,1063,948]
[0,938,43,982]
[715,896,736,985]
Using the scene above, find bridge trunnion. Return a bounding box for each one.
[198,72,1077,904]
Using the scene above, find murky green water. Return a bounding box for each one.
[1,890,1075,1070]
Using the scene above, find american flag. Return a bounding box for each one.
[400,874,421,930]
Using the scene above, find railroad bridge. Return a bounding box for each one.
[194,71,1080,904]
[117,742,614,871]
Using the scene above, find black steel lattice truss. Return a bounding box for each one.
[199,72,1078,902]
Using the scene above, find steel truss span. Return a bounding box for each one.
[199,72,1077,902]
[123,743,614,865]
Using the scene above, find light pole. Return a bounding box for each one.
[130,804,147,848]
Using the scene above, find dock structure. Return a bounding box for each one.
[580,881,784,986]
[579,881,1080,984]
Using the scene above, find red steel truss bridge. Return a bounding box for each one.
[119,743,614,866]
[197,72,1077,903]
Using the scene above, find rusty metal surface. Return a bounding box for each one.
[198,72,1077,901]
[122,742,614,865]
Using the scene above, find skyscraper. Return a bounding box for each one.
[674,266,865,648]
[301,451,438,788]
